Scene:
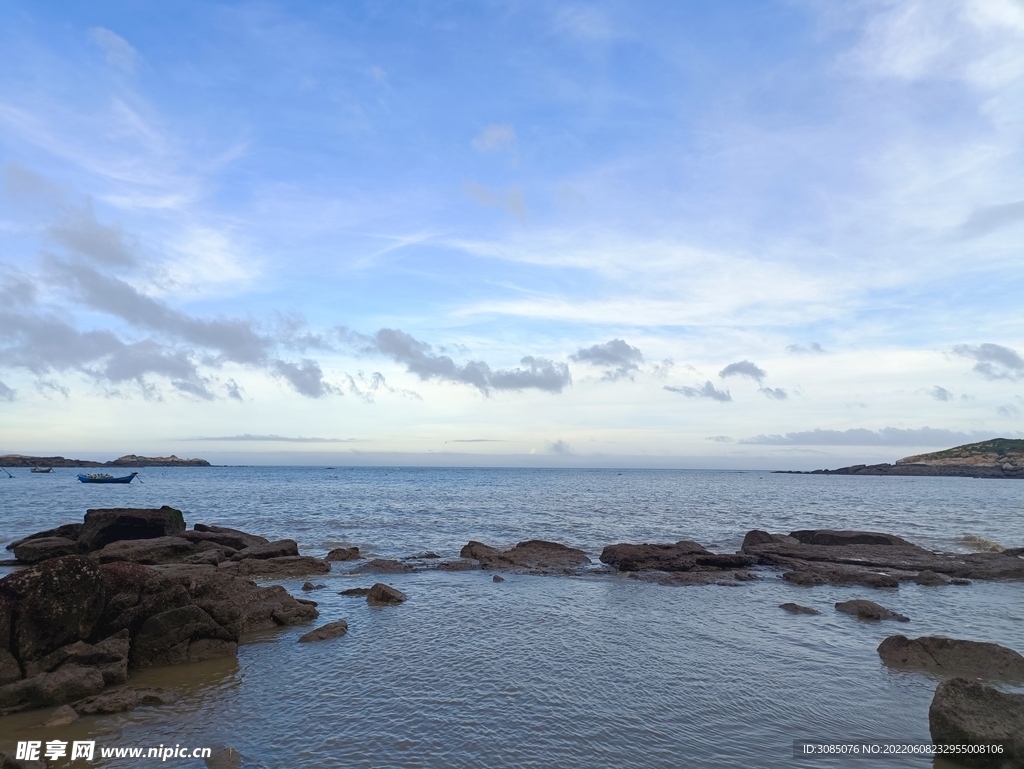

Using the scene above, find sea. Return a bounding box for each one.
[1,467,1022,768]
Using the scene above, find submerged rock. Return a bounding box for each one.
[929,678,1024,765]
[230,539,299,561]
[367,583,407,605]
[835,599,909,622]
[232,556,330,578]
[460,540,591,575]
[325,546,360,562]
[301,582,325,591]
[779,603,820,615]
[435,559,479,571]
[298,620,349,643]
[73,686,176,715]
[351,559,413,574]
[878,636,1024,678]
[339,587,371,597]
[493,575,504,582]
[43,704,79,726]
[914,570,948,586]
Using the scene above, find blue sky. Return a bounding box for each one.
[1,0,1022,467]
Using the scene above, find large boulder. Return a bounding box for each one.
[0,556,105,662]
[6,524,83,552]
[298,620,349,643]
[12,537,79,564]
[0,664,106,713]
[929,678,1024,766]
[460,540,591,574]
[835,599,908,622]
[77,506,186,552]
[183,526,268,551]
[600,541,755,572]
[92,536,197,565]
[790,530,915,547]
[366,583,407,605]
[24,630,130,686]
[230,539,298,561]
[130,605,237,668]
[879,636,1024,678]
[0,650,20,686]
[232,556,330,578]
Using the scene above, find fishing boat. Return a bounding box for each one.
[30,467,54,473]
[77,472,138,484]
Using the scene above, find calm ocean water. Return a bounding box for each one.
[1,467,1022,768]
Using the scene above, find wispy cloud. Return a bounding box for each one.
[742,427,1007,446]
[471,124,516,154]
[189,434,361,443]
[570,339,643,381]
[546,439,573,455]
[959,200,1024,238]
[0,381,16,401]
[931,385,953,401]
[664,382,732,402]
[88,27,139,72]
[370,328,570,394]
[786,342,826,355]
[953,343,1024,381]
[719,360,766,383]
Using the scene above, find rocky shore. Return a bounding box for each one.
[0,454,211,468]
[3,508,1023,766]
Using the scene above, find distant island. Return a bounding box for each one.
[778,438,1024,479]
[0,453,211,468]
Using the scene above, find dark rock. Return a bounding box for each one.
[0,649,20,685]
[835,599,909,622]
[13,537,79,564]
[351,558,413,574]
[409,552,440,559]
[493,575,504,582]
[6,524,83,552]
[73,685,176,715]
[130,605,237,668]
[790,529,914,547]
[0,751,46,769]
[780,603,820,615]
[366,583,407,605]
[951,578,972,585]
[230,539,298,561]
[601,541,755,572]
[742,528,1024,583]
[325,547,360,562]
[205,747,244,769]
[435,559,479,571]
[879,636,1024,678]
[184,527,269,551]
[43,704,80,726]
[929,678,1024,765]
[298,620,349,642]
[25,630,130,686]
[234,556,330,578]
[340,588,370,597]
[92,536,196,564]
[915,570,949,586]
[782,567,900,589]
[0,664,106,712]
[301,582,325,591]
[77,506,186,552]
[0,555,105,662]
[460,540,591,574]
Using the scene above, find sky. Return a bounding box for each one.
[0,0,1022,469]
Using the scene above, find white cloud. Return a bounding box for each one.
[89,27,139,72]
[471,124,516,154]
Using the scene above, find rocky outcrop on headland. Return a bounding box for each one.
[878,636,1024,679]
[459,540,591,575]
[740,528,1024,587]
[929,678,1024,766]
[780,438,1024,479]
[0,509,322,714]
[0,453,211,468]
